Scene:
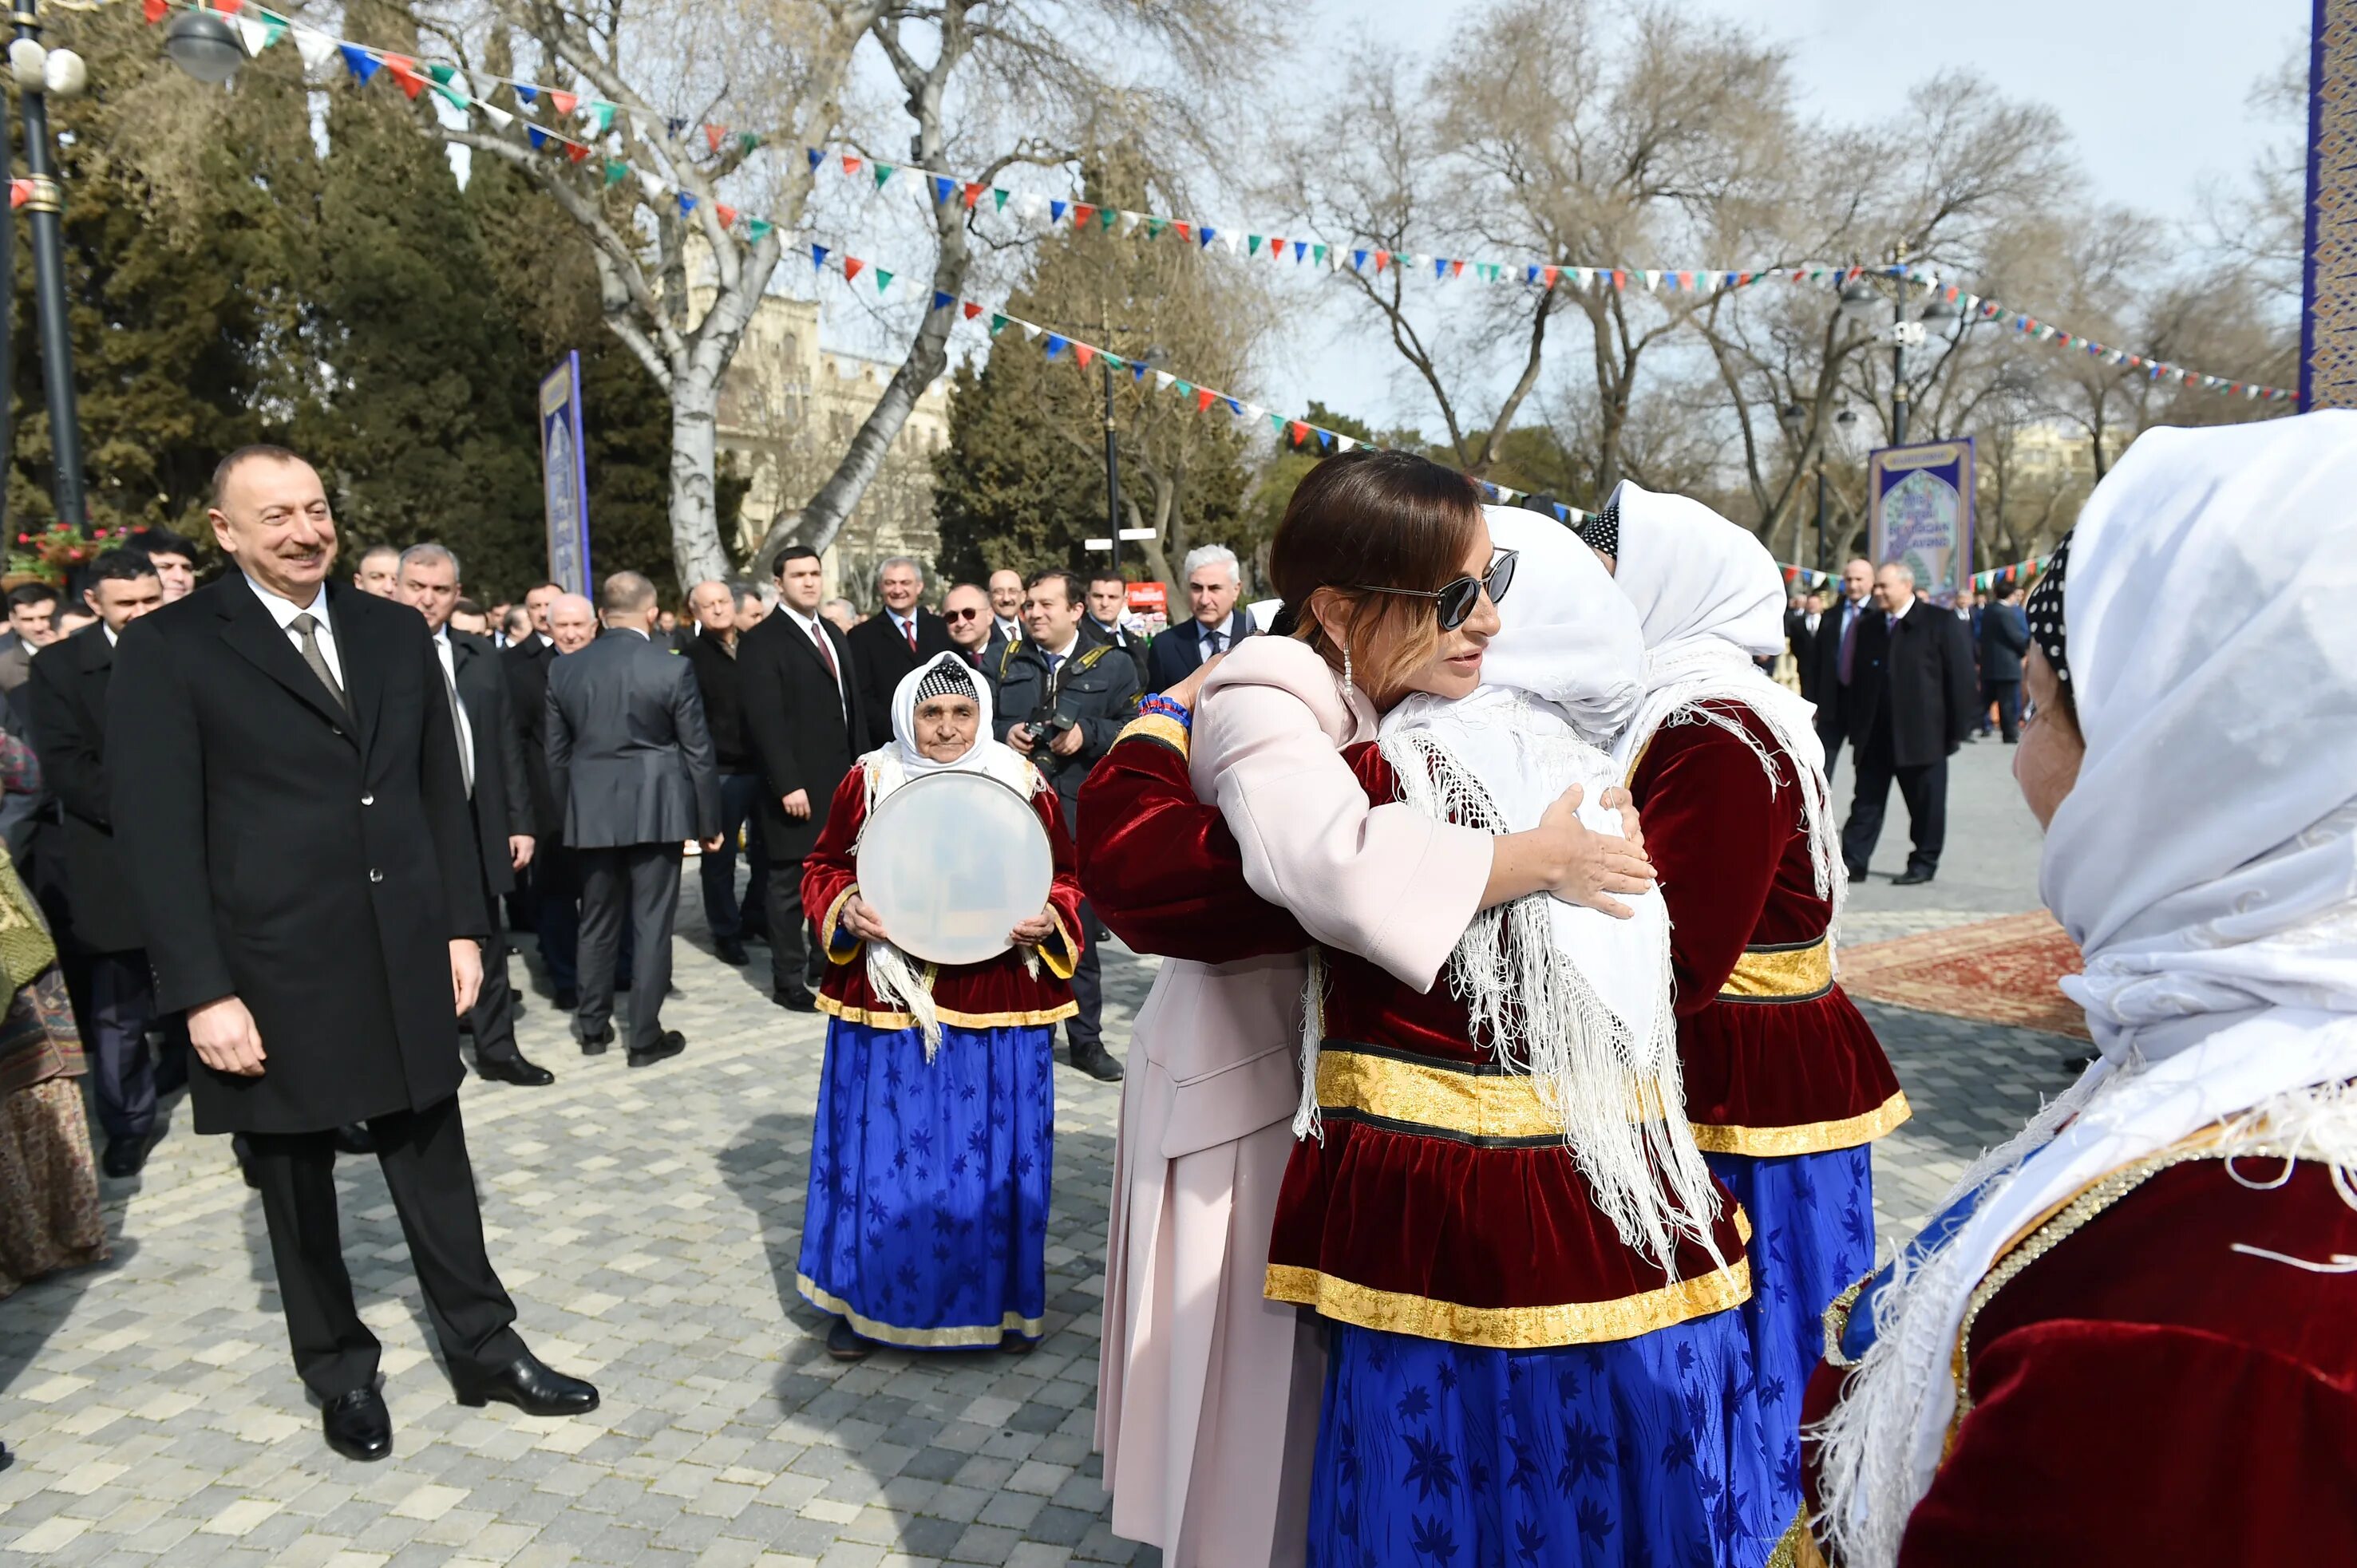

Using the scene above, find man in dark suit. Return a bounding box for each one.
[1808,558,1876,780]
[26,550,175,1177]
[109,445,595,1463]
[1144,543,1256,692]
[740,546,864,1011]
[1082,572,1151,688]
[502,583,564,987]
[682,579,769,965]
[942,582,1003,680]
[396,545,552,1088]
[846,554,953,749]
[1979,583,2031,742]
[546,572,723,1066]
[1839,562,1979,887]
[1792,590,1826,705]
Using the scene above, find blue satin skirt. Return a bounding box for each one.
[796,1019,1054,1349]
[1705,1144,1875,1530]
[1305,1309,1784,1567]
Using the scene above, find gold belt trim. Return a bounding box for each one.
[1315,1042,1673,1147]
[1718,936,1833,1001]
[816,993,1078,1030]
[1689,1091,1912,1156]
[1113,712,1189,758]
[1265,1257,1751,1349]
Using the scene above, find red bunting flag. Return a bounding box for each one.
[1374,251,1391,272]
[1194,388,1216,412]
[1074,203,1097,228]
[963,182,986,208]
[1287,421,1310,445]
[961,301,983,320]
[1271,236,1287,258]
[1074,343,1097,369]
[844,258,864,281]
[716,203,738,228]
[1449,259,1465,278]
[212,0,242,12]
[566,143,590,164]
[143,0,167,21]
[1610,269,1627,290]
[842,154,861,175]
[548,90,578,117]
[706,124,726,154]
[383,54,425,99]
[1540,265,1559,288]
[1175,222,1193,243]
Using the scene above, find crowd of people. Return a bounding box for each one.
[3,414,2352,1565]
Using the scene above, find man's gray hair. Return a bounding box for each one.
[1181,543,1240,585]
[874,555,925,588]
[397,542,460,580]
[1881,560,1917,587]
[729,579,763,612]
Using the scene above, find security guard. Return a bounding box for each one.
[995,567,1140,1082]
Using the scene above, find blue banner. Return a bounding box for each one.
[1867,439,1975,606]
[539,353,592,593]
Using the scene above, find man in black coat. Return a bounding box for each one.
[740,546,864,1011]
[109,446,595,1463]
[682,579,768,966]
[546,572,723,1065]
[1839,562,1979,887]
[502,583,564,983]
[26,550,174,1177]
[396,544,552,1088]
[1144,544,1256,692]
[1791,590,1827,705]
[846,554,954,749]
[995,569,1138,1083]
[1808,558,1877,781]
[1979,584,2031,742]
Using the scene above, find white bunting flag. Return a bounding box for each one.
[480,103,514,131]
[293,24,338,71]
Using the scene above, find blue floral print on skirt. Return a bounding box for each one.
[797,1018,1054,1349]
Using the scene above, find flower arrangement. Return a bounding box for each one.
[6,522,114,583]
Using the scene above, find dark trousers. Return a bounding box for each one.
[1066,895,1105,1051]
[575,843,682,1053]
[764,851,821,997]
[1816,690,1852,784]
[464,923,522,1065]
[244,1093,524,1400]
[1841,723,1949,876]
[534,845,580,991]
[700,774,769,943]
[1983,679,2022,741]
[85,950,168,1143]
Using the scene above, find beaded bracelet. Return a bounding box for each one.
[1137,693,1192,730]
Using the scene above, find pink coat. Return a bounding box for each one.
[1097,637,1490,1566]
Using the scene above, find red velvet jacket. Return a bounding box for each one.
[1631,703,1906,1154]
[1794,1153,2357,1566]
[1264,745,1751,1349]
[802,764,1086,1029]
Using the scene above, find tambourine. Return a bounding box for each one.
[854,771,1054,966]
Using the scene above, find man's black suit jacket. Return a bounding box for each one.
[503,634,562,839]
[847,608,955,749]
[738,610,863,861]
[544,630,723,851]
[107,576,486,1136]
[1846,602,1979,769]
[1144,608,1256,693]
[449,629,533,900]
[1979,602,2031,683]
[26,623,142,954]
[1808,596,1870,725]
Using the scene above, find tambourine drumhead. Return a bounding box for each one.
[856,771,1054,967]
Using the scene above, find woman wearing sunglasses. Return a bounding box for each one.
[1087,448,1780,1566]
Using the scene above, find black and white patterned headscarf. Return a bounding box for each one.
[912,658,977,706]
[1574,493,1621,559]
[2023,531,2071,685]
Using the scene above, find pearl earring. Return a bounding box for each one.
[1341,646,1354,693]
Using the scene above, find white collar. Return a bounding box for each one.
[782,604,824,636]
[103,624,118,648]
[1885,597,1913,622]
[1043,633,1081,662]
[243,573,328,628]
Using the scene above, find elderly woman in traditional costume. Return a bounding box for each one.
[797,653,1084,1361]
[1579,483,1908,1529]
[1797,411,2357,1566]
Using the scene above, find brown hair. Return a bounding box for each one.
[1267,449,1483,703]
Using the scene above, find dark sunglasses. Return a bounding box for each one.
[943,606,985,622]
[1351,549,1517,631]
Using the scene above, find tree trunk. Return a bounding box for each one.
[668,373,730,587]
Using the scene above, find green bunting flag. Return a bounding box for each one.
[739,132,762,154]
[603,160,628,188]
[875,269,894,293]
[423,62,465,109]
[994,188,1010,212]
[988,314,1010,336]
[875,165,895,188]
[584,102,615,134]
[745,219,774,241]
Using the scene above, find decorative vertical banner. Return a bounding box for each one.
[1867,440,1976,606]
[2304,0,2357,408]
[540,352,593,593]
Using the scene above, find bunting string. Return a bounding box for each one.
[1774,554,2052,594]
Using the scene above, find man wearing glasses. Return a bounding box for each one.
[941,583,1006,679]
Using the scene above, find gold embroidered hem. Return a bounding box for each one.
[1718,936,1833,1001]
[1821,1274,1870,1368]
[1689,1092,1912,1157]
[1770,1506,1828,1568]
[1263,1258,1751,1350]
[1114,712,1189,757]
[820,884,861,966]
[815,993,1078,1031]
[1037,908,1079,981]
[796,1274,1044,1349]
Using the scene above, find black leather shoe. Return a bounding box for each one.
[101,1135,152,1179]
[453,1349,599,1416]
[1067,1041,1125,1083]
[575,1025,614,1056]
[478,1054,556,1087]
[715,938,749,966]
[553,986,579,1011]
[1846,864,1871,884]
[773,986,819,1013]
[628,1031,686,1068]
[1892,868,1936,887]
[322,1386,392,1462]
[825,1317,875,1362]
[331,1123,375,1155]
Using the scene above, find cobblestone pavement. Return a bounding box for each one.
[1,858,2078,1566]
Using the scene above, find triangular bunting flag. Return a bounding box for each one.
[1154,371,1175,392]
[1074,343,1096,369]
[675,192,697,216]
[639,170,666,202]
[381,55,424,100]
[874,164,894,188]
[962,301,983,320]
[526,124,550,152]
[515,84,536,104]
[1099,207,1119,231]
[746,219,774,242]
[1194,389,1216,412]
[338,45,379,84]
[988,314,1010,336]
[293,26,337,71]
[874,269,892,293]
[603,160,628,188]
[549,90,578,117]
[1019,321,1042,341]
[1335,435,1356,452]
[1248,235,1263,256]
[716,204,738,229]
[1199,226,1219,249]
[932,291,954,312]
[1354,249,1370,271]
[235,14,282,56]
[566,144,591,164]
[993,189,1010,212]
[808,148,823,169]
[844,257,863,281]
[964,182,986,208]
[584,102,615,134]
[423,63,466,109]
[810,243,829,268]
[934,176,957,203]
[1074,203,1097,228]
[1288,420,1309,444]
[704,124,726,154]
[1050,199,1069,223]
[739,132,761,155]
[143,0,166,22]
[842,153,861,176]
[480,104,513,132]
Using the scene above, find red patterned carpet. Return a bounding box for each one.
[1840,910,2089,1040]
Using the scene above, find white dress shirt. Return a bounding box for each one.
[431,627,477,795]
[243,574,344,689]
[782,606,845,708]
[886,606,919,648]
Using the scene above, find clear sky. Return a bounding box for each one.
[1263,0,2311,431]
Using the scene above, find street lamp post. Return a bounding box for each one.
[9,0,89,533]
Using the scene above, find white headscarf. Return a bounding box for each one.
[1814,411,2357,1568]
[1606,480,1841,911]
[1374,505,1718,1271]
[855,652,1042,1053]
